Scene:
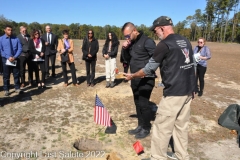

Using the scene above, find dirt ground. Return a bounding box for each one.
[0,40,239,160]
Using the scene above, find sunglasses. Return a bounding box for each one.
[34,33,39,35]
[124,30,133,39]
[198,41,203,44]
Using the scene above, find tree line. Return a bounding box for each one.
[1,0,240,42]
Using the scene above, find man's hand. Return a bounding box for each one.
[123,73,133,80]
[45,42,49,46]
[8,57,14,62]
[122,40,131,49]
[88,54,92,57]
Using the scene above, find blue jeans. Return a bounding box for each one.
[2,57,20,91]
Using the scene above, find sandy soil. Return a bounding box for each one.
[0,40,239,160]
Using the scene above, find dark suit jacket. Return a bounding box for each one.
[17,34,31,57]
[29,38,46,59]
[41,33,58,56]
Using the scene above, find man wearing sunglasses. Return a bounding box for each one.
[121,22,156,139]
[124,16,195,160]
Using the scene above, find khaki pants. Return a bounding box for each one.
[105,57,116,82]
[151,96,192,160]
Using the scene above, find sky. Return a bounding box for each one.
[0,0,207,27]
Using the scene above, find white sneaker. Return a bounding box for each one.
[167,152,177,160]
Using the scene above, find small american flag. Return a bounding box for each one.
[94,95,111,127]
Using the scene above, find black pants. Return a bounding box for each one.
[123,63,129,73]
[85,60,96,84]
[131,77,155,130]
[32,61,45,83]
[19,56,33,84]
[45,54,56,76]
[2,57,20,91]
[196,64,207,92]
[61,62,77,84]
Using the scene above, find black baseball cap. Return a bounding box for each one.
[150,16,173,31]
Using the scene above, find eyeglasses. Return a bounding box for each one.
[124,30,133,39]
[198,41,203,44]
[88,32,93,35]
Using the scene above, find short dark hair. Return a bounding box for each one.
[5,24,13,29]
[121,22,134,32]
[62,30,69,35]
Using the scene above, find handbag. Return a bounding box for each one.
[61,52,69,62]
[60,39,69,62]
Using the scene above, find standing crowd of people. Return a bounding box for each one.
[0,25,122,96]
[0,15,211,160]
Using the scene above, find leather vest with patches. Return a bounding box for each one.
[161,34,196,96]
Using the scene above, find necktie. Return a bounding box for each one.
[9,37,14,56]
[23,35,28,41]
[47,33,50,43]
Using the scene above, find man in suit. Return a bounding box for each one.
[42,25,58,78]
[17,26,33,88]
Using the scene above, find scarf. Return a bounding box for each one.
[33,38,40,48]
[64,39,70,50]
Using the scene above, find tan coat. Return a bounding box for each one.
[57,39,74,63]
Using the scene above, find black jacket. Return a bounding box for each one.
[41,33,58,55]
[82,37,99,61]
[122,32,156,75]
[102,42,119,58]
[29,38,46,59]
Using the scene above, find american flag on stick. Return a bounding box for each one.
[94,94,111,127]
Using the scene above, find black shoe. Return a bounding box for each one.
[42,85,46,89]
[135,128,150,139]
[110,82,116,88]
[4,91,9,97]
[128,126,143,135]
[106,81,110,88]
[198,91,203,97]
[51,74,56,78]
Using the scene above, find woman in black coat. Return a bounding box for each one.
[29,29,46,89]
[82,30,99,87]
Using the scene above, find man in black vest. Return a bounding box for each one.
[121,22,156,139]
[124,16,196,160]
